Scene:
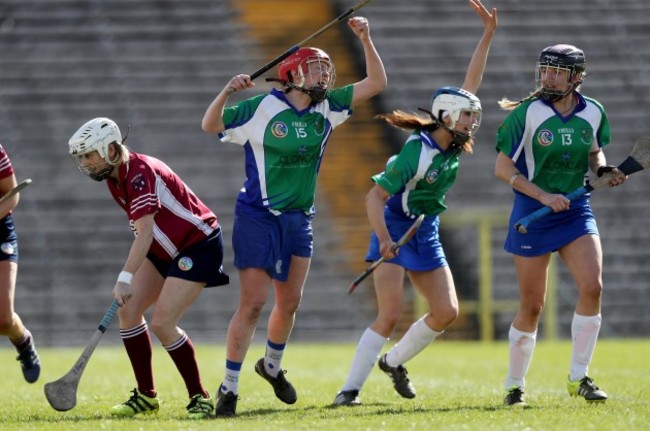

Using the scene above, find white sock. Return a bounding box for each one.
[504,325,537,390]
[569,313,602,381]
[221,360,241,395]
[385,317,441,366]
[264,340,286,378]
[341,328,387,392]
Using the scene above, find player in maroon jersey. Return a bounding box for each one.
[69,117,229,419]
[0,144,40,383]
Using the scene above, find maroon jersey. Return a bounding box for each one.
[0,144,15,221]
[0,144,15,180]
[107,151,218,263]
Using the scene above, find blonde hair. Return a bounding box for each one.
[498,89,543,111]
[110,142,130,165]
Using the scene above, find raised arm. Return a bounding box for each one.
[201,74,255,134]
[461,0,497,95]
[349,16,388,106]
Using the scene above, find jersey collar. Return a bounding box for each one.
[540,92,587,118]
[271,88,314,116]
[420,130,448,153]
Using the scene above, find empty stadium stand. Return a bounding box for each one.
[0,0,378,346]
[0,0,648,347]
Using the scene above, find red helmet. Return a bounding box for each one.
[277,47,333,85]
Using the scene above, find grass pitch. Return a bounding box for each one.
[1,339,649,430]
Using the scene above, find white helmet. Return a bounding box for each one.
[430,86,482,131]
[69,117,123,181]
[428,86,482,150]
[68,117,122,159]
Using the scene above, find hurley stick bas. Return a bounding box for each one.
[44,300,120,412]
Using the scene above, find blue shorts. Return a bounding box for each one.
[505,193,599,257]
[148,227,229,287]
[0,215,18,263]
[366,210,447,272]
[233,210,313,281]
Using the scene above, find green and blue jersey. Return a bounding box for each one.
[220,85,354,215]
[373,130,460,218]
[496,94,610,194]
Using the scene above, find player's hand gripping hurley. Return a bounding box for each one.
[44,300,119,411]
[515,137,650,233]
[348,214,425,294]
[227,0,372,93]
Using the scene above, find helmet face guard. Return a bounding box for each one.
[77,160,113,182]
[68,117,122,181]
[277,47,336,103]
[536,44,585,102]
[429,86,482,147]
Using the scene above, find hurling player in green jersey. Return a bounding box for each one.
[202,16,386,417]
[333,0,496,407]
[495,44,626,407]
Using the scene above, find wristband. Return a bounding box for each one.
[509,172,521,186]
[117,271,133,285]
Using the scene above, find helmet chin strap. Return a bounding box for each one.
[87,156,119,182]
[541,88,572,103]
[286,83,328,103]
[417,107,470,152]
[88,167,112,182]
[265,78,328,103]
[541,77,582,103]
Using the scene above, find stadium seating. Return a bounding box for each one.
[1,0,649,345]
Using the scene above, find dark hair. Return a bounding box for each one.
[376,110,438,131]
[376,110,473,153]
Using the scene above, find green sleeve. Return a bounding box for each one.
[222,94,266,129]
[327,85,354,112]
[495,102,529,157]
[372,139,421,195]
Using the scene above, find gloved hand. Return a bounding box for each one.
[597,165,618,177]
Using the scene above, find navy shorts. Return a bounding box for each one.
[148,227,229,287]
[366,210,447,272]
[0,215,18,263]
[505,193,599,257]
[233,210,313,281]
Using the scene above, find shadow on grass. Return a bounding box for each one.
[229,404,323,419]
[322,402,540,415]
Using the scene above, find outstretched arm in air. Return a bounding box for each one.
[461,0,497,94]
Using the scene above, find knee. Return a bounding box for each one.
[579,280,603,300]
[426,304,458,330]
[117,306,145,329]
[148,320,166,339]
[520,300,545,321]
[277,296,302,315]
[239,298,266,320]
[375,308,402,333]
[437,305,459,328]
